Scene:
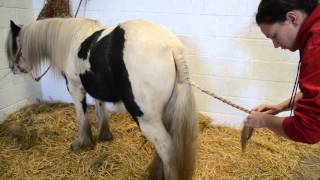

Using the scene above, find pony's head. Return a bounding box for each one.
[6,20,31,74]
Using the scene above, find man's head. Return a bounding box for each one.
[256,0,318,51]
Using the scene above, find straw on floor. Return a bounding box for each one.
[0,102,319,179]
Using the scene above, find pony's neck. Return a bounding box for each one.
[22,18,104,72]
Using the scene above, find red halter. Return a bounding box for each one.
[14,47,51,81]
[14,48,28,73]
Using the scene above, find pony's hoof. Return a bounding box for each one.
[99,131,113,142]
[70,139,95,151]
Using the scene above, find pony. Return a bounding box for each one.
[6,18,198,180]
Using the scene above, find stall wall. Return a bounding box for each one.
[0,0,42,122]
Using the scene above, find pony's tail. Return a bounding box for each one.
[163,47,198,180]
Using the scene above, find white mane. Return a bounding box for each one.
[20,18,104,75]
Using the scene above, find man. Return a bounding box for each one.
[245,0,320,144]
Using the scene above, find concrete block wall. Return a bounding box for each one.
[0,0,42,122]
[12,0,300,127]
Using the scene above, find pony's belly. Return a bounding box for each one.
[80,72,121,102]
[105,102,127,113]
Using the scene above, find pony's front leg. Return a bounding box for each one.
[68,81,94,151]
[94,99,113,141]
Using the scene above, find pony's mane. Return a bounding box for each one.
[20,18,104,75]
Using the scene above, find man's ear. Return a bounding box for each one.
[286,11,302,26]
[10,20,21,36]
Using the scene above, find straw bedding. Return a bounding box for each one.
[0,102,319,179]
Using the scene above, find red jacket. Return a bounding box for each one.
[282,5,320,144]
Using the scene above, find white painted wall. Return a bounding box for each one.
[1,0,299,127]
[0,0,42,122]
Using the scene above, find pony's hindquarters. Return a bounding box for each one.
[121,20,198,180]
[162,48,198,180]
[149,61,198,180]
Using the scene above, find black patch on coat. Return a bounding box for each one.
[78,29,104,60]
[79,26,143,122]
[81,96,87,113]
[10,20,21,55]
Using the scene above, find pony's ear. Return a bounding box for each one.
[10,20,21,36]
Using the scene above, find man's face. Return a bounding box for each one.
[259,20,300,52]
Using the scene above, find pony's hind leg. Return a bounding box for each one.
[94,99,113,141]
[148,152,164,180]
[68,80,94,151]
[138,116,178,180]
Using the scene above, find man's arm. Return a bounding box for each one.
[252,92,303,115]
[245,111,287,138]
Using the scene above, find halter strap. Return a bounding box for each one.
[34,65,51,82]
[15,48,22,64]
[14,48,28,73]
[14,47,50,80]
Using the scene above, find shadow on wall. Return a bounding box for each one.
[177,20,300,128]
[235,22,299,105]
[178,36,254,129]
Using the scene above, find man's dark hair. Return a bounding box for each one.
[256,0,319,25]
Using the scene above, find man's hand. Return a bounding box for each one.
[252,104,284,115]
[244,111,271,128]
[245,111,287,137]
